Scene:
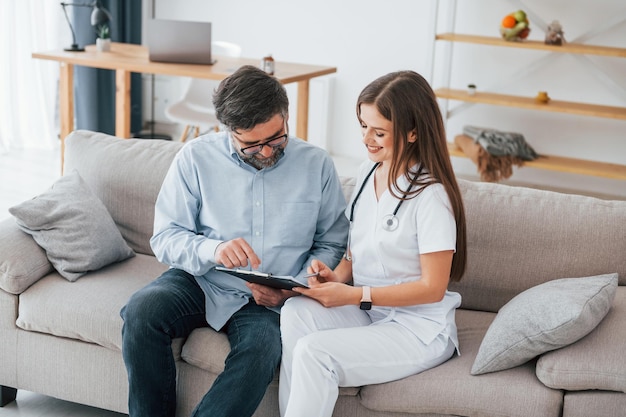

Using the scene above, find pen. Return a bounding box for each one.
[303,272,320,278]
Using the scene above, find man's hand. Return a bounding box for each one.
[246,282,298,307]
[215,238,261,269]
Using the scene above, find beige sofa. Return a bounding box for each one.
[1,130,625,417]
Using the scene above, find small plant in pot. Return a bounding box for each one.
[96,24,111,52]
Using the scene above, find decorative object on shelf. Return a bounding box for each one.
[535,91,550,103]
[96,24,111,52]
[500,10,530,42]
[467,84,476,96]
[261,54,275,75]
[60,1,112,52]
[454,125,540,182]
[545,20,565,46]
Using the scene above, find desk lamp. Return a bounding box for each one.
[60,1,112,52]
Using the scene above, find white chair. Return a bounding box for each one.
[164,41,242,142]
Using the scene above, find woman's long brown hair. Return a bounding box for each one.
[356,71,467,281]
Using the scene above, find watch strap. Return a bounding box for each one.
[359,286,372,310]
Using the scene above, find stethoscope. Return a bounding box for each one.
[345,162,414,261]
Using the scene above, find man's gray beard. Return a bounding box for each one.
[241,147,285,170]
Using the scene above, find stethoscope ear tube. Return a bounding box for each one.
[346,162,411,259]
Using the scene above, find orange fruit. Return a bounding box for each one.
[501,15,516,28]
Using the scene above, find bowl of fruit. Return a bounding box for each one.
[500,10,530,42]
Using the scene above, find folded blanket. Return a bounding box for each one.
[463,126,539,161]
[455,127,540,182]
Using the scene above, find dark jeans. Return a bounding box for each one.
[120,268,281,417]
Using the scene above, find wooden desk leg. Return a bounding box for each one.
[296,80,310,141]
[115,69,131,138]
[59,62,74,172]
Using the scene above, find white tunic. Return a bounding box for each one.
[348,161,462,348]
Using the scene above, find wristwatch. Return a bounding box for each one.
[359,286,372,310]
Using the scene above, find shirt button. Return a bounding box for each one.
[255,201,261,206]
[255,231,260,236]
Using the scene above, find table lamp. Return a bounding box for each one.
[60,1,112,52]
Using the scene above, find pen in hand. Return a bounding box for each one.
[303,272,319,279]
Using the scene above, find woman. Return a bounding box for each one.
[279,70,467,417]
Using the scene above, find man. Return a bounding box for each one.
[120,65,348,417]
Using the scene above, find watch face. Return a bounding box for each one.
[360,301,372,310]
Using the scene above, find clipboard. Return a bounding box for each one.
[214,267,310,290]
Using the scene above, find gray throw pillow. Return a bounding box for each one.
[9,170,135,281]
[471,273,618,375]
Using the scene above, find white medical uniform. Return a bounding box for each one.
[279,161,462,417]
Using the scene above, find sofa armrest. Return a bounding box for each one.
[0,217,52,294]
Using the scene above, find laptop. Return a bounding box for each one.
[147,19,216,65]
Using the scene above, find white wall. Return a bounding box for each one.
[148,0,626,198]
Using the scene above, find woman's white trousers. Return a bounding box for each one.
[279,296,455,417]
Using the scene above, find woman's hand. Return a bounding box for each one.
[308,259,339,283]
[293,278,360,308]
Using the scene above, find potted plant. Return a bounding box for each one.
[96,24,111,52]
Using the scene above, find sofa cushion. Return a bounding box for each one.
[0,218,53,294]
[182,327,232,375]
[358,309,563,417]
[472,273,617,375]
[536,286,626,393]
[181,326,361,397]
[562,391,626,417]
[9,170,135,281]
[451,180,626,313]
[16,254,169,350]
[64,130,184,256]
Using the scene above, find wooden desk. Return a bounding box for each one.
[32,42,336,155]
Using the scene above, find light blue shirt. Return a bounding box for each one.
[150,132,348,330]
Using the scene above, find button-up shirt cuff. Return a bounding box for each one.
[200,239,224,264]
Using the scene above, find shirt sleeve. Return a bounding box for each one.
[294,156,349,281]
[150,148,221,276]
[416,184,457,255]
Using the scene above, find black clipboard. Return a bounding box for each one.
[214,267,310,290]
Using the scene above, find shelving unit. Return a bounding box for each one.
[447,143,626,180]
[434,8,626,181]
[436,33,626,58]
[435,88,626,120]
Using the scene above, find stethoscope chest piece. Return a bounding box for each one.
[382,214,399,231]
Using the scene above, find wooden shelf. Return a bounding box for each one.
[435,88,626,120]
[436,33,626,58]
[435,16,626,183]
[447,142,626,180]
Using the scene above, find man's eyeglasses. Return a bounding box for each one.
[239,133,288,155]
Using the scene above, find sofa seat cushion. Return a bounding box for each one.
[562,391,626,417]
[358,309,563,417]
[536,286,626,393]
[181,324,361,397]
[16,254,169,351]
